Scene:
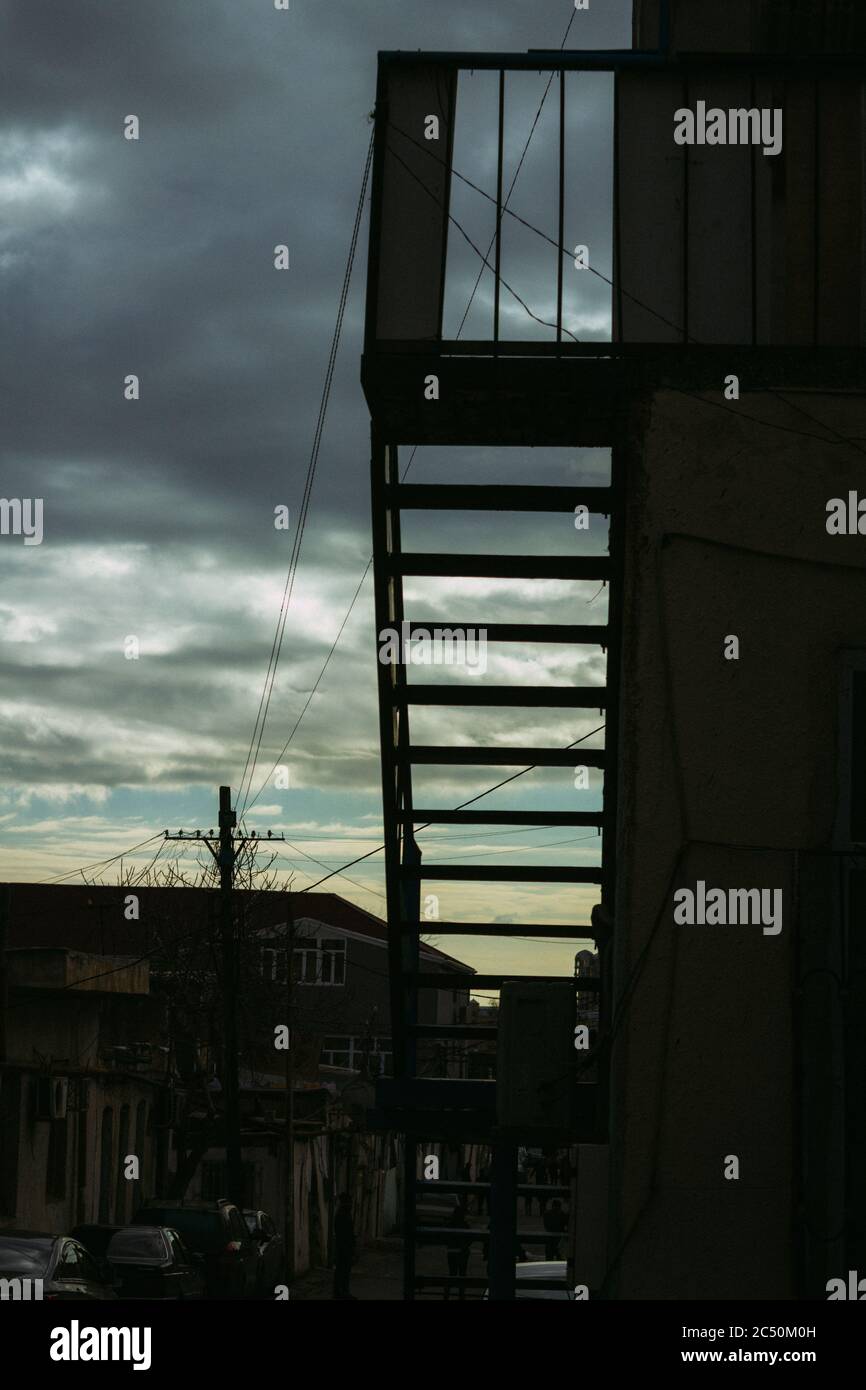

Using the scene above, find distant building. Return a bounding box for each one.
[0,883,472,1269]
[574,949,599,1034]
[0,947,168,1235]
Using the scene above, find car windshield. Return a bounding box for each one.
[70,1227,118,1257]
[0,1238,53,1277]
[136,1210,221,1252]
[107,1230,166,1261]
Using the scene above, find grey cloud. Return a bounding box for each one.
[2,0,630,821]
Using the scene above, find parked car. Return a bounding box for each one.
[416,1192,460,1228]
[0,1232,116,1300]
[68,1224,122,1281]
[415,1192,463,1249]
[131,1199,257,1298]
[243,1210,286,1297]
[483,1260,575,1300]
[105,1225,206,1300]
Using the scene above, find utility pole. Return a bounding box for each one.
[284,892,295,1281]
[218,786,242,1208]
[164,789,284,1212]
[0,883,9,1065]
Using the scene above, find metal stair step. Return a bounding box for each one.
[407,746,605,766]
[388,553,611,580]
[400,621,608,644]
[397,863,603,883]
[394,684,606,707]
[387,483,611,512]
[400,809,602,826]
[401,920,597,938]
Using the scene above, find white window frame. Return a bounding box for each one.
[320,1036,392,1073]
[294,938,346,986]
[260,946,288,984]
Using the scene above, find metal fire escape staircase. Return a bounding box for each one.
[369,452,624,1298]
[362,51,625,1297]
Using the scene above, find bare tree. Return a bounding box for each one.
[99,845,355,1197]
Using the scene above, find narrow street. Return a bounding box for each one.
[290,1211,553,1301]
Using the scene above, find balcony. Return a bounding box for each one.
[362,47,866,446]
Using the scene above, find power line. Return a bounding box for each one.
[296,832,599,868]
[246,43,580,812]
[276,843,387,903]
[386,139,580,342]
[424,832,599,862]
[244,559,373,813]
[265,820,602,845]
[34,832,165,886]
[296,723,606,894]
[237,129,375,817]
[387,114,866,457]
[456,2,579,338]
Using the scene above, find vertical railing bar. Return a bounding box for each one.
[750,73,757,347]
[557,69,565,347]
[613,73,622,343]
[682,72,689,343]
[813,78,821,346]
[494,69,504,346]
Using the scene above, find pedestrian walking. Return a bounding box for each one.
[333,1193,357,1300]
[460,1159,473,1214]
[444,1199,470,1300]
[478,1161,491,1214]
[517,1146,530,1215]
[533,1155,549,1216]
[542,1198,568,1260]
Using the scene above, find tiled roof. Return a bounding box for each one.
[2,882,471,971]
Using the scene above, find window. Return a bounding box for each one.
[78,1249,101,1284]
[165,1229,188,1265]
[46,1118,68,1200]
[134,1101,147,1197]
[139,1208,222,1253]
[321,1036,393,1075]
[321,1036,352,1068]
[261,947,288,984]
[261,938,346,985]
[57,1242,82,1278]
[98,1108,114,1225]
[109,1229,165,1260]
[293,938,346,986]
[116,1104,130,1224]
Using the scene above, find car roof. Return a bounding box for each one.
[138,1199,229,1211]
[114,1225,166,1235]
[0,1231,57,1244]
[515,1261,567,1278]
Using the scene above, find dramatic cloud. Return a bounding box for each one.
[2,0,631,966]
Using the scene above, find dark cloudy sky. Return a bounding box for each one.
[2,0,632,974]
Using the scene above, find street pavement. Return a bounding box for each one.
[290,1202,557,1301]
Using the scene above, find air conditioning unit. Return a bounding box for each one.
[35,1076,69,1121]
[496,982,575,1130]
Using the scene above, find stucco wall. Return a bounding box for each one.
[609,385,866,1298]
